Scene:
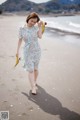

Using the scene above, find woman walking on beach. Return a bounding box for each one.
[16,12,43,95]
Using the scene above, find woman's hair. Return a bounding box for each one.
[26,12,40,23]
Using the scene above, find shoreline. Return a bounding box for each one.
[0,11,80,17]
[46,27,80,36]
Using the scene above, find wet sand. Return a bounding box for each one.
[0,15,80,120]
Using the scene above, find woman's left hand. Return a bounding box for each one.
[37,21,43,28]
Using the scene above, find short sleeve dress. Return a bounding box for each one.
[19,26,41,72]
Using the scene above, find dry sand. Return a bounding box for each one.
[0,15,80,120]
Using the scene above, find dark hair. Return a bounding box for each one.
[26,12,40,23]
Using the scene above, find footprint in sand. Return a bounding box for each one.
[2,101,8,103]
[9,55,14,58]
[18,112,29,117]
[28,106,34,111]
[12,79,16,81]
[22,113,27,116]
[0,83,5,86]
[8,89,13,92]
[0,55,5,58]
[43,49,47,51]
[15,86,20,91]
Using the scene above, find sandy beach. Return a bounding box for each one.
[0,15,80,120]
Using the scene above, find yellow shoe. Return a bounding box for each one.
[14,54,20,67]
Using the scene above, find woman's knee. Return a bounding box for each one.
[34,69,38,72]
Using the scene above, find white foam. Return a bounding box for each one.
[69,22,80,28]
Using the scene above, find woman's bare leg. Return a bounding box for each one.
[34,70,38,85]
[28,71,36,94]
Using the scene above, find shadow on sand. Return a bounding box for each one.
[22,85,80,120]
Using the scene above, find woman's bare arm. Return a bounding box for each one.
[37,21,43,39]
[16,38,22,55]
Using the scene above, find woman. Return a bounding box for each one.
[16,12,43,95]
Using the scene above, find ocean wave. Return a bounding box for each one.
[69,22,80,28]
[45,21,80,35]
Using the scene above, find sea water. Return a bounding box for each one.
[41,15,80,34]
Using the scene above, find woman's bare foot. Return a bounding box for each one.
[32,86,37,95]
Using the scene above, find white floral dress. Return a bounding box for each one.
[19,26,41,72]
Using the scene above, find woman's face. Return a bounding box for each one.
[28,18,37,27]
